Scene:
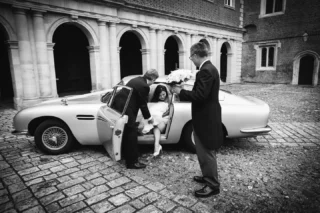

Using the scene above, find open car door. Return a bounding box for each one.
[97,85,133,161]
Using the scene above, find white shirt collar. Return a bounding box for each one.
[199,59,210,70]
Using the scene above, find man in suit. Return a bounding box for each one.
[172,42,223,197]
[123,69,159,169]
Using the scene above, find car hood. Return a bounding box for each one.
[37,89,112,106]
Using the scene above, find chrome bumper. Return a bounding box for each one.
[240,125,272,134]
[11,130,28,135]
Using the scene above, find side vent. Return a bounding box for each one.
[76,115,95,120]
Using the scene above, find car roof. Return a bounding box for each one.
[121,75,195,86]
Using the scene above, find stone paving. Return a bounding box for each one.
[1,105,320,213]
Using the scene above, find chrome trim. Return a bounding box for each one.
[240,125,272,134]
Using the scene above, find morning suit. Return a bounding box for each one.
[122,76,151,164]
[179,60,223,189]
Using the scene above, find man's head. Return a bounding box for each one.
[144,68,159,85]
[189,42,209,67]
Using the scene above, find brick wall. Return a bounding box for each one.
[123,0,241,28]
[242,0,320,84]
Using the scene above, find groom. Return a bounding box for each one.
[172,42,223,197]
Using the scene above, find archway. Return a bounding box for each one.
[0,25,13,103]
[53,23,92,96]
[220,43,228,82]
[119,31,143,78]
[165,36,179,75]
[298,55,314,85]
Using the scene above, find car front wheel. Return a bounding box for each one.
[35,119,75,154]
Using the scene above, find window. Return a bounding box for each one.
[224,0,235,8]
[260,0,286,18]
[254,41,281,71]
[261,46,274,67]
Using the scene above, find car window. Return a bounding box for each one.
[108,86,132,115]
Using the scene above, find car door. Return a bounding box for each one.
[97,86,133,161]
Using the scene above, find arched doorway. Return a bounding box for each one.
[119,31,143,78]
[220,43,228,82]
[298,55,314,85]
[165,36,179,75]
[0,26,13,103]
[53,24,92,96]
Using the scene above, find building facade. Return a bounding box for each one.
[242,0,320,85]
[0,0,244,110]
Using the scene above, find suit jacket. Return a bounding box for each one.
[179,61,223,150]
[125,76,151,127]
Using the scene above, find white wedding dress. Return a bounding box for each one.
[137,102,169,134]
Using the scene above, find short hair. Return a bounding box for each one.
[190,42,209,57]
[144,68,159,80]
[151,85,168,102]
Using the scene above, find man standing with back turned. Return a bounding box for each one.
[172,42,223,197]
[123,69,158,169]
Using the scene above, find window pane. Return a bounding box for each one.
[274,0,283,12]
[268,47,274,67]
[266,0,274,14]
[261,48,267,67]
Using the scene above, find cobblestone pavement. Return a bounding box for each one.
[1,104,320,213]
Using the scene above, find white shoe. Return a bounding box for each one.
[153,145,162,157]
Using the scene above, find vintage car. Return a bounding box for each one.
[12,75,272,160]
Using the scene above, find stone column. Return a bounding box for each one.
[47,43,58,98]
[98,20,111,89]
[14,8,38,101]
[191,34,198,70]
[178,50,185,69]
[149,27,157,70]
[212,37,218,66]
[156,29,164,76]
[33,10,51,98]
[6,41,22,109]
[87,46,100,91]
[109,21,120,85]
[186,32,192,70]
[140,49,150,73]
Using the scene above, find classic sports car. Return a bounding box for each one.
[12,75,271,160]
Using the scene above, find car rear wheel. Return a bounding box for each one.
[182,122,196,153]
[35,119,75,154]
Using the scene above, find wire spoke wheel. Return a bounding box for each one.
[42,126,68,150]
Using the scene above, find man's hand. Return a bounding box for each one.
[171,86,182,94]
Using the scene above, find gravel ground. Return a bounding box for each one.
[129,83,320,212]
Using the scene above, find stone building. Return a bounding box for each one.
[0,0,243,110]
[242,0,320,85]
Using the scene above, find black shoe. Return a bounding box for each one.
[193,176,206,184]
[127,162,146,169]
[194,185,220,198]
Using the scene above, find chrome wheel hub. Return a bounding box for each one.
[42,126,68,150]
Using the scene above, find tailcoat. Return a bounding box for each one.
[179,61,223,150]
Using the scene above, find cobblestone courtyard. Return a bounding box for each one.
[1,83,320,213]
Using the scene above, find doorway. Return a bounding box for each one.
[0,26,13,103]
[119,31,143,79]
[53,24,92,96]
[220,43,228,82]
[165,36,179,75]
[298,55,314,85]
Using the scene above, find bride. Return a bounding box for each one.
[139,84,170,157]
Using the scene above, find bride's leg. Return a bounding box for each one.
[153,127,161,153]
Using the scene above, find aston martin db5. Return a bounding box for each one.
[12,75,272,160]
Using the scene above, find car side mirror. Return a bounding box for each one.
[101,92,112,103]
